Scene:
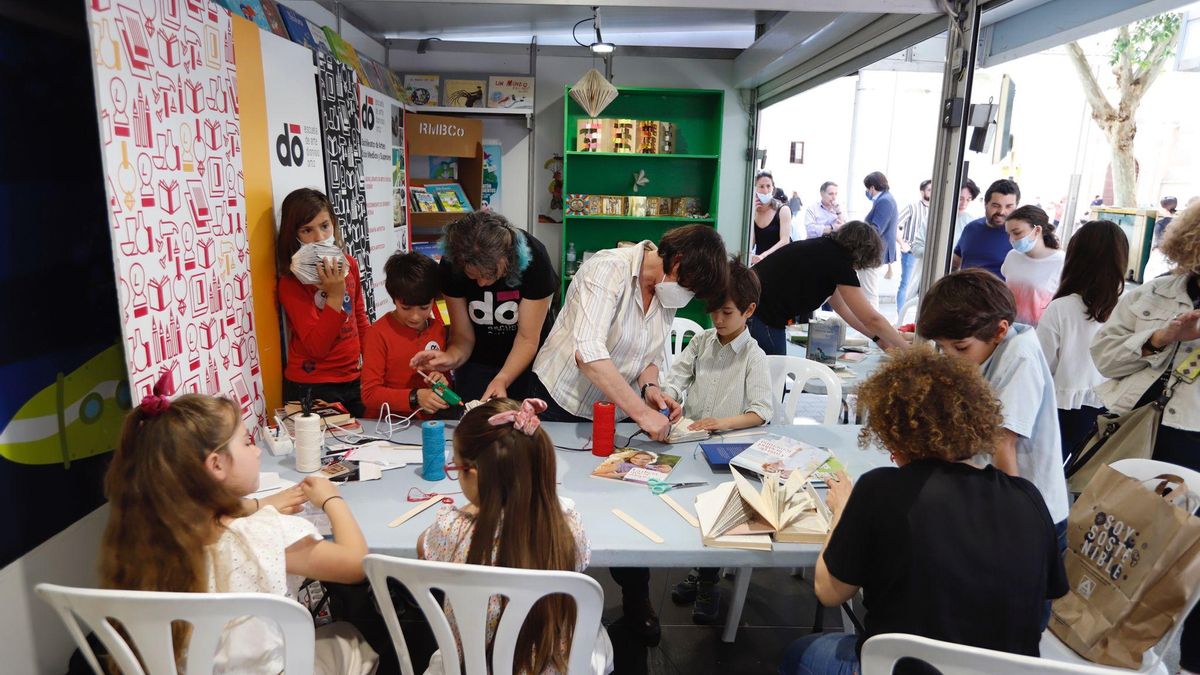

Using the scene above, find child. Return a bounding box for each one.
[99,380,376,674]
[1036,220,1128,459]
[417,399,614,674]
[361,251,451,419]
[916,269,1070,547]
[665,257,773,624]
[1001,205,1064,326]
[276,188,370,417]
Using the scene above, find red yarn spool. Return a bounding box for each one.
[592,401,615,457]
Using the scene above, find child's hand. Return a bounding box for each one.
[316,256,347,306]
[424,370,448,386]
[300,476,340,508]
[688,417,726,432]
[417,388,450,412]
[259,484,307,515]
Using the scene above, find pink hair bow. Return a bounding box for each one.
[487,398,548,436]
[139,370,175,418]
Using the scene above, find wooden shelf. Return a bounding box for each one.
[564,151,718,159]
[564,215,714,223]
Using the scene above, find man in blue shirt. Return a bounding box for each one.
[861,171,898,307]
[953,179,1020,279]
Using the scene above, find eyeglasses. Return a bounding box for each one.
[444,462,461,480]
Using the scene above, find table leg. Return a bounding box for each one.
[721,566,753,643]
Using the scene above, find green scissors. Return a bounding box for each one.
[647,478,709,494]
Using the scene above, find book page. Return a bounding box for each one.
[730,468,778,530]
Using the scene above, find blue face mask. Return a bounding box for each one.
[1011,230,1038,254]
[864,189,875,201]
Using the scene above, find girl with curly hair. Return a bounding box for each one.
[1091,200,1200,673]
[780,348,1067,675]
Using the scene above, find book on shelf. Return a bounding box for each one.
[444,79,487,108]
[404,74,440,107]
[695,467,831,551]
[409,186,438,213]
[488,76,534,109]
[425,183,473,212]
[591,449,681,485]
[321,28,371,85]
[729,435,833,484]
[276,2,319,50]
[257,0,290,38]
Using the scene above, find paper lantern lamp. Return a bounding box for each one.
[569,68,618,117]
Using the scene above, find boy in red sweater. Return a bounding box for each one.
[361,252,451,419]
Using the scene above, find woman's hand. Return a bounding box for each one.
[1150,310,1200,349]
[299,476,340,508]
[750,254,762,266]
[417,388,450,412]
[409,350,456,371]
[824,470,854,516]
[481,378,508,401]
[634,409,672,442]
[258,484,307,515]
[316,256,346,308]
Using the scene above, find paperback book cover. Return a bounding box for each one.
[806,319,844,365]
[591,449,681,485]
[276,2,319,50]
[426,183,473,212]
[359,56,390,92]
[409,186,438,213]
[257,0,290,37]
[444,79,487,108]
[321,27,371,85]
[305,20,334,55]
[412,241,443,262]
[405,75,440,107]
[729,436,832,484]
[487,76,534,109]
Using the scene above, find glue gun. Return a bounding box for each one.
[419,370,463,406]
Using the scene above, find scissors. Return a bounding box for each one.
[647,478,708,494]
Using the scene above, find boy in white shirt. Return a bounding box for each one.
[665,258,774,623]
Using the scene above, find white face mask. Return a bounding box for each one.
[300,235,336,248]
[655,279,695,309]
[756,191,773,205]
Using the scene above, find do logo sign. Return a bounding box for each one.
[360,103,375,131]
[275,123,304,167]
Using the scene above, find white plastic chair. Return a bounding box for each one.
[862,633,1121,674]
[35,583,315,675]
[766,355,841,425]
[897,293,920,326]
[362,554,605,675]
[665,317,704,368]
[1038,458,1200,675]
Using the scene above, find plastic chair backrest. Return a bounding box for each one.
[666,317,705,368]
[862,633,1119,674]
[766,355,841,425]
[363,554,604,675]
[34,583,315,675]
[897,294,920,326]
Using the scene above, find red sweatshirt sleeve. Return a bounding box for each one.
[360,322,416,416]
[277,275,348,360]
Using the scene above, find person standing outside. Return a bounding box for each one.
[953,178,981,247]
[953,179,1020,279]
[1154,196,1178,247]
[896,179,931,310]
[804,181,844,239]
[861,171,898,308]
[749,170,795,265]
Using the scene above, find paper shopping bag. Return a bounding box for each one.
[1050,464,1200,668]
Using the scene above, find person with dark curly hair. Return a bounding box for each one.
[749,221,908,355]
[780,348,1067,675]
[409,211,558,401]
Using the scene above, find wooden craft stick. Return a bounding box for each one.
[612,508,664,544]
[659,494,699,528]
[718,429,769,440]
[388,496,442,528]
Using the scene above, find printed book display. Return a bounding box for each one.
[729,435,833,484]
[696,467,831,551]
[591,449,681,485]
[444,79,487,107]
[425,183,473,212]
[405,75,440,106]
[488,76,534,109]
[409,187,438,213]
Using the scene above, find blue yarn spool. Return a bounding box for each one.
[421,421,446,481]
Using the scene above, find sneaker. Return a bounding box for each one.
[670,572,700,605]
[691,581,721,625]
[622,598,662,647]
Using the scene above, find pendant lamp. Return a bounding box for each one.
[570,68,618,117]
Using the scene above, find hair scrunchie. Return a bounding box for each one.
[487,398,548,436]
[139,370,175,418]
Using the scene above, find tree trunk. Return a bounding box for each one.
[1109,119,1138,207]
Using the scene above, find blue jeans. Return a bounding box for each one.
[780,632,859,675]
[749,316,788,356]
[896,251,916,309]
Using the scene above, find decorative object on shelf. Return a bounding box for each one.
[585,195,603,215]
[637,120,660,154]
[566,194,590,216]
[627,196,647,217]
[611,119,635,153]
[404,74,440,106]
[488,75,533,109]
[545,154,563,211]
[659,122,676,154]
[569,68,618,117]
[631,169,649,193]
[672,197,702,217]
[644,196,669,216]
[602,196,627,216]
[577,118,604,152]
[444,79,486,107]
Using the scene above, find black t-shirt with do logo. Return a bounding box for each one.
[439,231,558,369]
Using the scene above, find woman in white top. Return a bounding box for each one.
[100,384,376,675]
[1002,205,1065,326]
[1036,220,1128,461]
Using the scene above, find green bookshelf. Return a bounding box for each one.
[561,86,724,326]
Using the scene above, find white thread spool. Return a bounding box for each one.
[294,414,322,473]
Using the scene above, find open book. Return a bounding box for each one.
[665,417,710,444]
[695,467,832,550]
[729,435,832,484]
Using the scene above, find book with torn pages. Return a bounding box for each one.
[729,435,832,484]
[695,467,831,550]
[591,448,681,485]
[665,417,710,444]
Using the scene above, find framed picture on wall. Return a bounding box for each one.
[790,141,805,164]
